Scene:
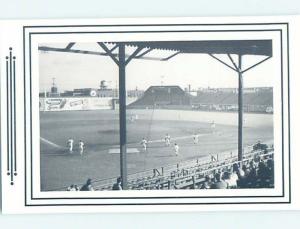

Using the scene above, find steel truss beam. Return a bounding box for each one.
[65,42,76,50]
[39,45,163,62]
[227,54,239,71]
[241,56,272,73]
[97,42,119,66]
[208,54,238,72]
[39,46,112,57]
[161,51,181,61]
[109,44,119,53]
[136,48,153,58]
[125,47,144,65]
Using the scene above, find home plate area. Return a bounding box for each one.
[108,148,140,154]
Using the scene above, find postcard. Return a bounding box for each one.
[0,16,298,213]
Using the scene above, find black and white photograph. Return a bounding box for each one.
[39,40,275,192]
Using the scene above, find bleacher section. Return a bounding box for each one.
[193,90,272,106]
[129,86,191,108]
[64,142,274,191]
[129,86,273,113]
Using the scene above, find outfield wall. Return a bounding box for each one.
[39,97,113,111]
[39,97,138,111]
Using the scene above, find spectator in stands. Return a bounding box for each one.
[257,161,270,188]
[199,175,212,189]
[246,161,257,187]
[233,163,247,188]
[112,177,122,190]
[154,179,161,190]
[266,159,274,179]
[266,159,274,187]
[242,164,250,177]
[223,171,238,189]
[249,160,257,170]
[80,178,94,191]
[211,173,228,189]
[67,184,77,191]
[233,163,245,179]
[257,161,269,180]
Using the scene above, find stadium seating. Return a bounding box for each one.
[192,90,273,113]
[129,86,191,108]
[192,90,272,106]
[129,86,273,113]
[71,143,273,191]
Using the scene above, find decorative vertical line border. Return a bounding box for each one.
[5,47,17,185]
[13,54,17,175]
[6,55,10,176]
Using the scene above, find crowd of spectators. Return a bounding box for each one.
[67,178,95,191]
[66,145,274,191]
[198,157,274,189]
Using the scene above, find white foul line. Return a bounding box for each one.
[40,137,65,149]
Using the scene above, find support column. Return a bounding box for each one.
[118,43,127,189]
[238,54,243,162]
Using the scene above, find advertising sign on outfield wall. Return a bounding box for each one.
[39,97,113,111]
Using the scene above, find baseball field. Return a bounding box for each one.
[40,109,273,191]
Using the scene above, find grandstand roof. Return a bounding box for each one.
[116,40,272,56]
[39,40,272,63]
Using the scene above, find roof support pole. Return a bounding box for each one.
[237,54,243,162]
[118,43,128,189]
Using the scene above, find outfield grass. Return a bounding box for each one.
[40,109,273,191]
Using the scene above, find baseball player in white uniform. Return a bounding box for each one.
[165,133,171,147]
[174,143,179,156]
[67,138,74,153]
[193,133,199,144]
[79,140,85,155]
[141,138,148,152]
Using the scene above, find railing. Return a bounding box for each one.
[172,151,273,190]
[92,145,273,190]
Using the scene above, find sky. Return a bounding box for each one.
[39,42,277,92]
